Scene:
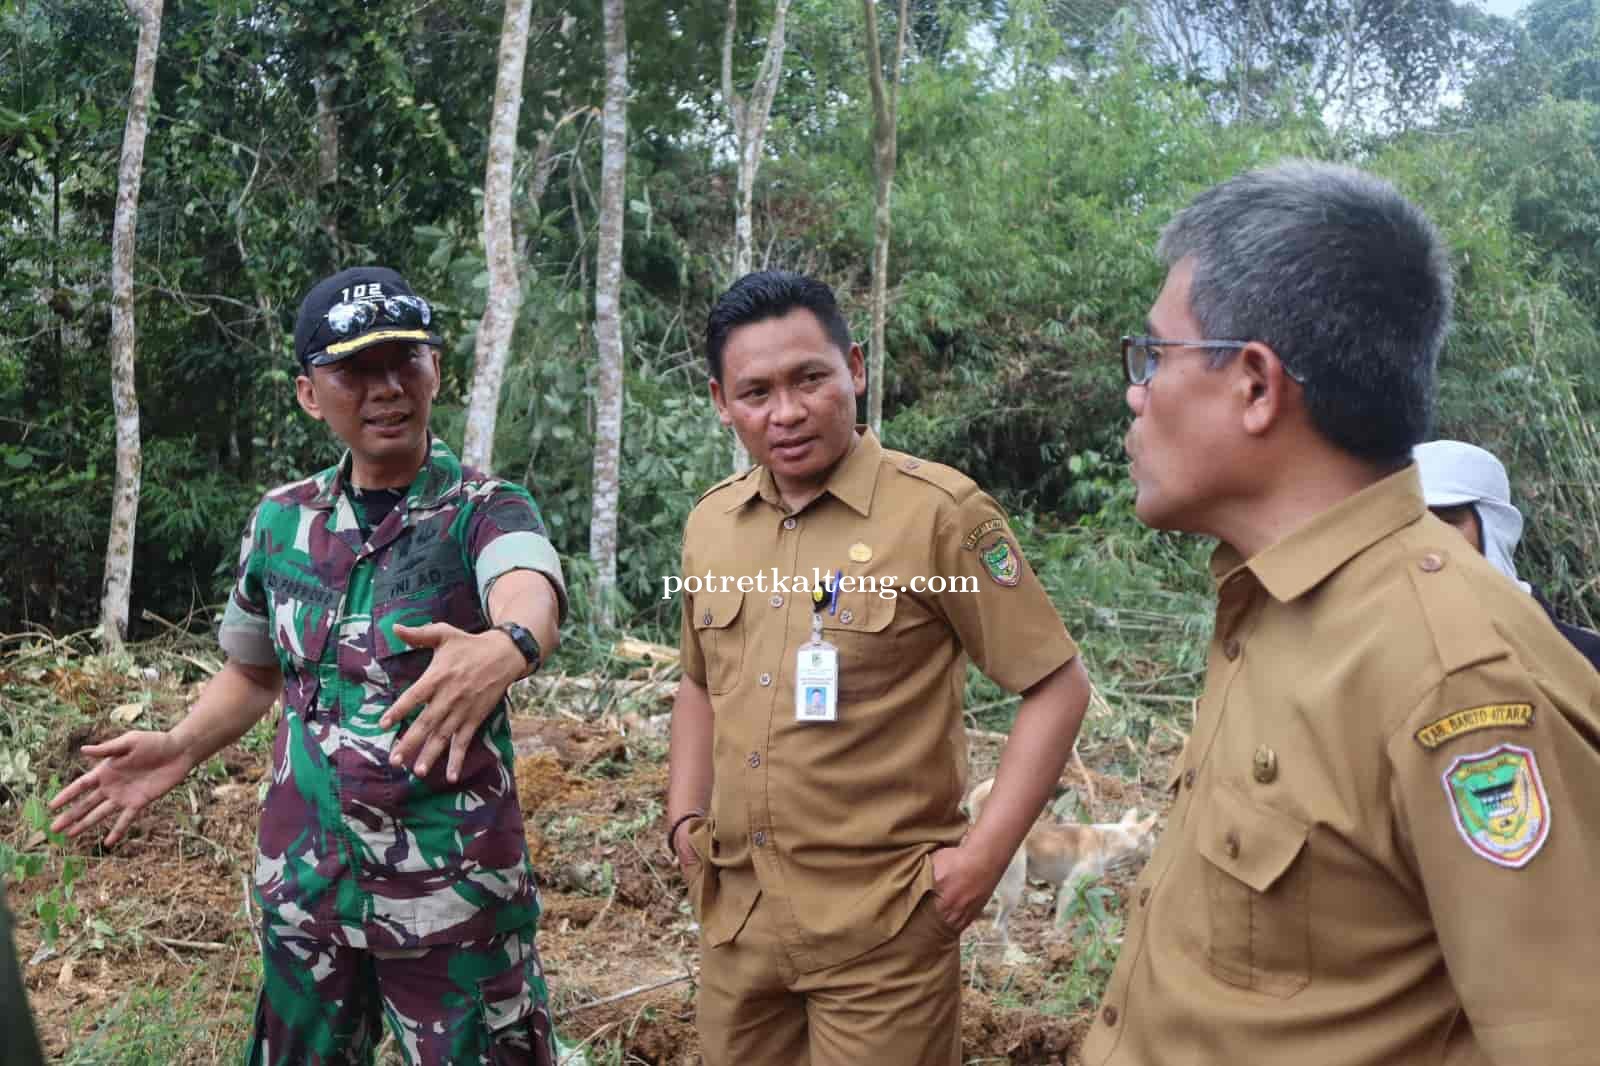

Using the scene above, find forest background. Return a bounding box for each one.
[4,0,1600,652]
[5,0,1600,1058]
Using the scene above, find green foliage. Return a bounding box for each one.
[1475,98,1600,315]
[18,789,92,951]
[856,56,1325,511]
[2,0,1596,645]
[1526,0,1600,105]
[1375,127,1600,626]
[63,967,255,1065]
[962,466,1213,736]
[595,798,663,842]
[1041,881,1125,1013]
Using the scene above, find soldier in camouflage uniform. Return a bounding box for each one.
[51,267,565,1065]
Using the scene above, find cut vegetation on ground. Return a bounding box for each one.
[1,616,1196,1065]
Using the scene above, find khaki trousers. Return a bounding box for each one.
[696,890,962,1066]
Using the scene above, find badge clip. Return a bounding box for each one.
[796,569,841,722]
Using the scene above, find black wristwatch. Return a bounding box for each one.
[494,621,543,676]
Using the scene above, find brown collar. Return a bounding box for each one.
[723,426,883,518]
[1211,463,1427,603]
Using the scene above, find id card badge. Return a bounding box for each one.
[795,640,839,723]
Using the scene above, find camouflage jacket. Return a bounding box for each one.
[218,439,566,949]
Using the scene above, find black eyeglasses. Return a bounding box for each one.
[1121,335,1256,386]
[324,294,432,339]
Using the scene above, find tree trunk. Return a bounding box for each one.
[722,0,792,281]
[463,0,533,472]
[590,0,627,628]
[861,0,909,437]
[1339,1,1363,144]
[1239,0,1256,120]
[315,69,339,251]
[101,0,164,653]
[721,0,792,472]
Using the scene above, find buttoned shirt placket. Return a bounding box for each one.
[1090,562,1263,1054]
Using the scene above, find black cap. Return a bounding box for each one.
[293,266,442,368]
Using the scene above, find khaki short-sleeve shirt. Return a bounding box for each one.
[677,428,1079,972]
[1084,465,1600,1066]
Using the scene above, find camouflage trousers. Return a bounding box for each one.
[247,922,555,1066]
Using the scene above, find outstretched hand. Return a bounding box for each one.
[379,623,525,782]
[48,731,194,846]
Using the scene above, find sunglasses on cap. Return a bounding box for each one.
[302,295,436,368]
[325,294,432,338]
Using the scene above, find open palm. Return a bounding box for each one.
[49,731,193,846]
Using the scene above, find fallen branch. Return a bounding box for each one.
[172,652,222,678]
[139,608,198,637]
[151,935,228,953]
[590,880,617,932]
[527,676,676,700]
[560,972,693,1016]
[1108,691,1195,706]
[611,637,678,665]
[242,871,262,955]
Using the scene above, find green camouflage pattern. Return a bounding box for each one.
[220,439,563,949]
[249,921,554,1066]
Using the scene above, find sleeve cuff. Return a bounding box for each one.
[477,531,568,624]
[218,597,276,666]
[219,625,278,667]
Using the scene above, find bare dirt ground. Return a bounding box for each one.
[4,659,1177,1065]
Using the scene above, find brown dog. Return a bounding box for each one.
[964,776,1158,944]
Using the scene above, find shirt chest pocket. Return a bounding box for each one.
[820,589,898,702]
[369,545,480,693]
[1196,784,1312,998]
[265,573,338,666]
[692,589,747,696]
[369,610,436,693]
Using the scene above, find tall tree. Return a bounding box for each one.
[1139,0,1471,127]
[1525,0,1600,103]
[101,0,164,652]
[861,0,909,437]
[722,0,793,280]
[315,69,338,249]
[721,0,792,470]
[463,0,534,472]
[591,0,628,627]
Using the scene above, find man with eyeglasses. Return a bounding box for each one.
[50,267,567,1065]
[1084,162,1600,1065]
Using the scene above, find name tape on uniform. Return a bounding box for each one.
[1414,703,1534,750]
[960,518,1005,551]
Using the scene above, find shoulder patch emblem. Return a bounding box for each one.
[962,518,1005,551]
[981,537,1021,586]
[1415,703,1534,750]
[1442,743,1549,868]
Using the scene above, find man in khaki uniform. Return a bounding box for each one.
[1086,161,1600,1066]
[666,271,1092,1064]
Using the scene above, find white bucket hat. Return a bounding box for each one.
[1413,440,1529,592]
